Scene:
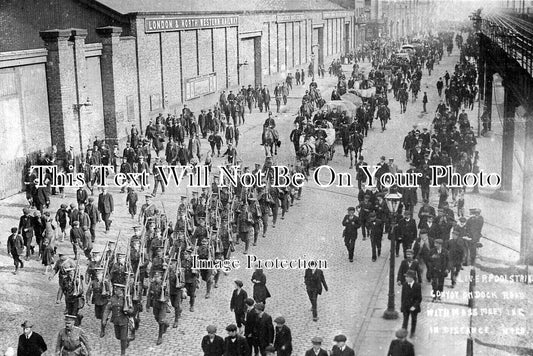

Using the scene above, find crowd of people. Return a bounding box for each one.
[9,25,490,356]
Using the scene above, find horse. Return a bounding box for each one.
[314,138,330,166]
[297,141,314,176]
[348,131,364,169]
[263,127,279,157]
[299,101,314,120]
[376,104,391,131]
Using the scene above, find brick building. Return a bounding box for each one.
[0,0,355,198]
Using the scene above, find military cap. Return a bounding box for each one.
[247,197,257,201]
[274,316,286,324]
[311,337,323,344]
[180,195,187,200]
[255,302,265,311]
[113,283,126,289]
[234,280,243,288]
[369,212,377,218]
[396,328,408,338]
[226,324,238,332]
[153,270,164,276]
[206,325,217,333]
[347,207,356,212]
[88,197,94,202]
[21,320,33,328]
[245,298,255,306]
[117,252,126,257]
[133,225,142,230]
[333,334,347,342]
[434,238,443,244]
[192,191,199,195]
[145,193,154,198]
[72,221,80,226]
[64,267,75,272]
[459,216,467,222]
[404,270,417,280]
[64,315,77,322]
[94,267,104,273]
[405,249,414,254]
[470,208,481,214]
[91,250,101,256]
[185,247,194,253]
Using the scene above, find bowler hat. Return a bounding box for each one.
[21,321,33,328]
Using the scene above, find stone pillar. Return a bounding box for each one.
[40,29,74,154]
[484,67,493,131]
[71,29,89,153]
[97,26,123,146]
[520,110,533,264]
[500,86,516,192]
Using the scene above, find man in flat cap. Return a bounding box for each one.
[465,208,483,265]
[342,207,361,262]
[55,314,91,356]
[201,325,224,356]
[17,321,47,356]
[397,249,422,285]
[401,270,422,338]
[428,238,448,302]
[331,334,355,356]
[7,227,24,274]
[255,302,274,355]
[224,324,250,356]
[367,211,384,262]
[244,298,259,355]
[305,337,328,356]
[274,316,292,356]
[387,329,415,356]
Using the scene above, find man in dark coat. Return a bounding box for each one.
[366,212,384,262]
[273,316,292,356]
[201,325,225,356]
[428,239,449,301]
[17,321,47,356]
[304,268,328,322]
[400,270,422,337]
[254,302,274,355]
[342,207,360,262]
[76,186,89,207]
[397,210,417,258]
[224,323,249,356]
[387,329,415,356]
[244,298,259,355]
[465,208,484,265]
[18,208,34,259]
[305,337,328,356]
[331,334,355,356]
[8,227,24,273]
[97,187,114,232]
[230,280,248,333]
[397,249,422,284]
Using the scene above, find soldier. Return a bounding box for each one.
[237,200,253,254]
[139,194,156,225]
[101,284,131,356]
[169,256,184,328]
[182,248,199,312]
[55,314,91,356]
[62,267,84,326]
[146,269,170,345]
[248,197,262,247]
[342,207,360,262]
[85,267,111,320]
[197,237,215,299]
[201,325,225,356]
[110,253,127,285]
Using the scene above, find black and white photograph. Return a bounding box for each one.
[0,0,531,355]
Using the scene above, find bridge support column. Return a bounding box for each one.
[500,87,515,193]
[520,110,533,264]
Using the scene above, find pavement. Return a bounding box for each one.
[0,43,529,356]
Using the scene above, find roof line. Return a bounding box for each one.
[131,9,353,17]
[76,0,129,23]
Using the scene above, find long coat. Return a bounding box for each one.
[304,269,328,294]
[98,193,114,214]
[387,339,415,356]
[251,271,271,303]
[255,312,274,348]
[400,281,422,314]
[274,325,293,355]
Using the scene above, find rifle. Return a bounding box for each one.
[124,235,134,312]
[175,245,185,289]
[73,257,83,296]
[102,231,121,296]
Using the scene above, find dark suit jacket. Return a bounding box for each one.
[255,312,274,347]
[398,218,417,244]
[98,193,114,214]
[274,325,292,354]
[305,348,329,356]
[17,332,48,356]
[331,345,355,356]
[400,282,422,313]
[366,219,384,239]
[397,259,422,284]
[224,335,249,356]
[201,334,225,356]
[304,269,328,295]
[230,289,248,313]
[244,308,258,339]
[76,188,88,205]
[387,339,415,356]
